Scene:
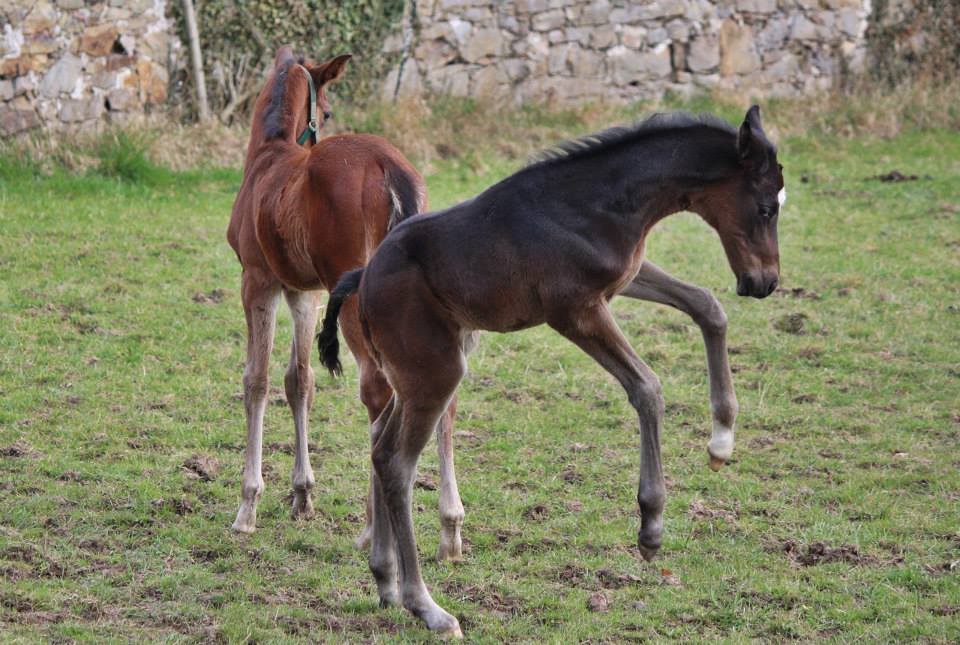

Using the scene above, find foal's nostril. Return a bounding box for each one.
[766,278,779,296]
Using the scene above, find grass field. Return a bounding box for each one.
[1,120,958,643]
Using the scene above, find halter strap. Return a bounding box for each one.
[295,65,319,146]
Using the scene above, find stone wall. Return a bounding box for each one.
[0,0,177,137]
[385,0,871,105]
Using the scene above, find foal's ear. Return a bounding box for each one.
[737,104,764,161]
[274,45,296,69]
[315,54,353,86]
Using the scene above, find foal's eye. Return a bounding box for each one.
[758,205,776,219]
[323,111,333,122]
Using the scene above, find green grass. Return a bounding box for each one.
[1,126,958,644]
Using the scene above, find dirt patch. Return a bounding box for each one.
[774,312,808,334]
[414,473,438,491]
[0,440,36,458]
[596,567,642,589]
[932,605,959,616]
[776,287,822,300]
[587,591,609,612]
[870,170,930,182]
[557,563,587,585]
[560,465,584,484]
[192,288,226,304]
[522,503,549,521]
[779,540,879,567]
[688,499,739,522]
[183,454,220,481]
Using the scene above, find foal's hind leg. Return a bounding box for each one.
[233,268,281,533]
[549,302,666,561]
[436,397,465,562]
[284,288,321,519]
[339,297,393,549]
[620,262,738,470]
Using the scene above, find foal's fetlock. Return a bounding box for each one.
[290,488,315,520]
[232,481,264,533]
[707,420,735,471]
[437,515,464,562]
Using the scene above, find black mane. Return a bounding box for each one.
[262,52,306,141]
[525,111,740,171]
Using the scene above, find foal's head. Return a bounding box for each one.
[698,106,784,299]
[250,46,352,150]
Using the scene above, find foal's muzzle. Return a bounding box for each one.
[737,273,778,299]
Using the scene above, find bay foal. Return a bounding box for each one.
[319,107,784,636]
[226,47,467,544]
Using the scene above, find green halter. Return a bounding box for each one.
[295,65,320,146]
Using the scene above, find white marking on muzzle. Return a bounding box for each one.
[777,187,787,208]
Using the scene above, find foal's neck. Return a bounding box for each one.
[606,127,741,229]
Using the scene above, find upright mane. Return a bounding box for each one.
[525,111,740,171]
[261,51,306,142]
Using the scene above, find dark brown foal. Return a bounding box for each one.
[227,46,464,551]
[319,106,784,637]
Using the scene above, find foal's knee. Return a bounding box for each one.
[628,373,664,417]
[243,369,268,400]
[697,291,728,337]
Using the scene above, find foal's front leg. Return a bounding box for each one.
[550,303,666,560]
[620,262,739,470]
[233,270,281,533]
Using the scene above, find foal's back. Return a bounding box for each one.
[228,134,424,292]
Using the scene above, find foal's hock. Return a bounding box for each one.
[319,106,785,637]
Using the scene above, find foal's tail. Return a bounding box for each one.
[317,268,364,377]
[384,165,424,230]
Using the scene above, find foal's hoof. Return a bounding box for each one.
[637,542,660,562]
[232,506,257,534]
[637,532,661,562]
[290,490,316,520]
[421,608,462,639]
[708,455,726,472]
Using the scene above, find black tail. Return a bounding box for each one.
[384,166,422,230]
[317,268,364,377]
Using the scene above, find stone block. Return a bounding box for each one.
[838,9,861,37]
[735,0,777,12]
[0,106,40,136]
[13,75,35,96]
[0,79,13,101]
[590,26,617,49]
[2,56,34,78]
[719,18,760,76]
[570,46,603,77]
[532,9,565,31]
[59,96,104,122]
[106,87,137,111]
[80,23,120,57]
[790,15,819,40]
[39,53,81,98]
[687,36,719,72]
[647,27,669,46]
[580,0,610,26]
[462,28,503,62]
[136,59,167,103]
[22,1,56,35]
[621,26,647,49]
[57,0,85,9]
[415,38,457,70]
[473,65,508,101]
